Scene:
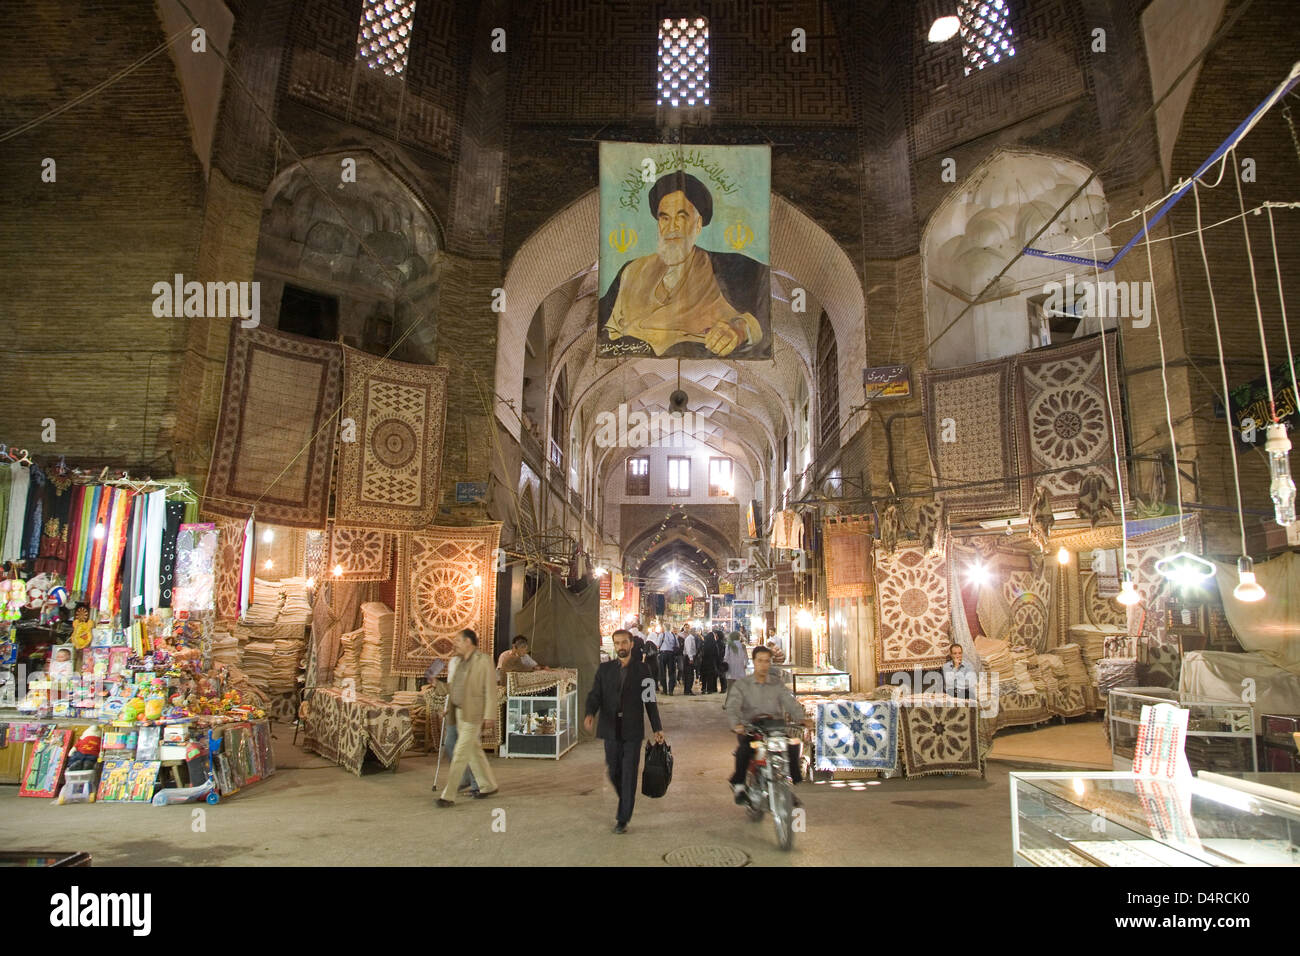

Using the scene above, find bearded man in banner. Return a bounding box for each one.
[600,171,770,358]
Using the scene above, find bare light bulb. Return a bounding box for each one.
[1116,571,1141,606]
[928,15,960,42]
[263,559,273,571]
[332,564,344,578]
[796,608,814,628]
[1056,546,1070,565]
[473,574,482,588]
[1233,555,1266,603]
[93,523,106,540]
[966,561,990,586]
[593,566,607,577]
[304,577,316,590]
[1265,424,1295,526]
[261,528,275,544]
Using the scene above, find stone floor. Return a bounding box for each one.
[0,693,1107,866]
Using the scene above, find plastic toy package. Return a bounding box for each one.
[172,525,217,613]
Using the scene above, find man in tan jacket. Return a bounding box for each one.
[437,629,499,806]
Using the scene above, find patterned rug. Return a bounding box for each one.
[394,524,502,676]
[920,357,1020,516]
[899,700,982,776]
[823,515,874,598]
[1014,332,1125,506]
[1082,571,1127,628]
[303,687,413,775]
[873,545,951,672]
[303,529,327,583]
[335,347,449,530]
[328,524,394,582]
[1002,569,1051,652]
[212,514,247,622]
[203,323,343,527]
[815,700,898,772]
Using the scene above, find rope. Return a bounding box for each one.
[1193,181,1250,558]
[1088,233,1130,570]
[1231,147,1278,421]
[1264,206,1300,413]
[1139,203,1186,542]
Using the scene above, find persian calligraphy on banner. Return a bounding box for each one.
[598,143,771,360]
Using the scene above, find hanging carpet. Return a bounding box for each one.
[327,524,394,582]
[873,544,951,672]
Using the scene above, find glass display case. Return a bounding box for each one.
[503,686,577,759]
[1108,687,1255,773]
[772,665,850,696]
[1010,771,1300,867]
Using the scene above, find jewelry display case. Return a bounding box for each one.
[503,670,578,759]
[1108,687,1255,773]
[773,665,850,696]
[1010,771,1300,867]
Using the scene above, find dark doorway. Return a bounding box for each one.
[279,284,339,341]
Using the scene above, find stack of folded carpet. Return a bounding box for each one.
[974,637,1013,684]
[278,577,313,625]
[243,579,284,626]
[359,602,395,698]
[334,627,363,686]
[269,638,304,693]
[210,630,240,667]
[1055,644,1092,696]
[240,641,274,688]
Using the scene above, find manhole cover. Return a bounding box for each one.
[664,845,750,867]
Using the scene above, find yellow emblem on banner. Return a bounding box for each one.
[724,220,753,251]
[608,224,639,254]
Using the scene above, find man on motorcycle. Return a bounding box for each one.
[724,645,810,804]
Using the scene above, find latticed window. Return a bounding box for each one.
[657,17,710,107]
[627,457,650,496]
[959,0,1015,76]
[357,0,416,77]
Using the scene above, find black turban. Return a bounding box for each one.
[648,171,713,226]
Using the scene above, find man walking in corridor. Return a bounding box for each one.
[436,629,499,807]
[660,625,680,695]
[584,628,665,833]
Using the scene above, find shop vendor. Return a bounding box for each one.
[942,643,978,700]
[497,634,547,683]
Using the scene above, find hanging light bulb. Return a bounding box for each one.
[966,561,989,586]
[1116,571,1141,606]
[332,564,344,578]
[93,523,106,540]
[796,608,814,629]
[927,15,960,42]
[263,558,274,571]
[304,576,316,590]
[593,566,607,577]
[1233,555,1266,602]
[1265,424,1296,526]
[472,574,482,588]
[261,528,275,544]
[1056,546,1070,565]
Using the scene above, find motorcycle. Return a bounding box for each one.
[740,715,800,851]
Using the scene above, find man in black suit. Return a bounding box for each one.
[584,628,665,834]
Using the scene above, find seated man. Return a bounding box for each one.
[724,645,811,804]
[497,635,546,685]
[941,643,978,700]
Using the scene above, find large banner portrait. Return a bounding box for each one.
[598,143,771,360]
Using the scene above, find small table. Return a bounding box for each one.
[303,688,413,775]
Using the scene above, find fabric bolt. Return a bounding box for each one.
[62,484,84,592]
[335,346,449,530]
[899,699,982,777]
[98,490,132,617]
[873,545,951,672]
[211,514,248,622]
[0,463,9,552]
[143,491,165,613]
[394,524,502,676]
[1014,332,1126,506]
[158,500,185,607]
[3,463,30,562]
[118,495,137,629]
[35,474,73,574]
[920,356,1020,516]
[815,700,898,772]
[21,464,46,561]
[203,322,343,527]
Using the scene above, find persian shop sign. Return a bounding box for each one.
[863,365,910,399]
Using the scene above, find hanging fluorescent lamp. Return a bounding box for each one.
[928,15,960,42]
[1115,571,1141,606]
[1233,555,1266,602]
[1154,551,1215,589]
[1265,424,1296,525]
